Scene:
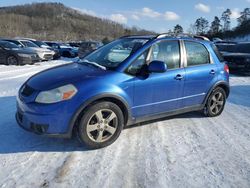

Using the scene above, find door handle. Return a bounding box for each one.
[175,74,184,80]
[210,70,215,75]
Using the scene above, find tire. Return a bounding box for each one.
[6,56,19,65]
[77,101,124,149]
[204,87,226,117]
[62,51,71,58]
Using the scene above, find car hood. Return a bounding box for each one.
[27,47,53,53]
[26,63,107,90]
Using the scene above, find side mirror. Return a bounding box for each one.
[148,60,167,73]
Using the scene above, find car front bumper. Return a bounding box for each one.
[16,96,74,138]
[19,56,40,65]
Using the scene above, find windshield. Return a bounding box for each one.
[33,41,49,47]
[79,38,149,69]
[59,43,71,48]
[0,42,20,49]
[21,41,39,48]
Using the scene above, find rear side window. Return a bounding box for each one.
[184,41,210,66]
[211,44,224,62]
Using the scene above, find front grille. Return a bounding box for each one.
[21,85,35,97]
[30,123,49,134]
[17,112,23,123]
[31,55,38,59]
[44,54,53,59]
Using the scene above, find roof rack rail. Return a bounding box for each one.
[156,33,210,41]
[119,34,147,38]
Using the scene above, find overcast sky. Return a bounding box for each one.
[1,0,250,32]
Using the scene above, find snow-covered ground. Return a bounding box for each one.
[0,60,250,188]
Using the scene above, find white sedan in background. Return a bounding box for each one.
[18,39,55,61]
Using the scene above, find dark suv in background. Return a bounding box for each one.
[216,42,250,73]
[78,41,103,58]
[45,42,78,58]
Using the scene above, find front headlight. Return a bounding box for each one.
[35,84,77,104]
[18,53,31,58]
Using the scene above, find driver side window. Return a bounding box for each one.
[126,40,180,75]
[126,50,148,75]
[150,40,180,69]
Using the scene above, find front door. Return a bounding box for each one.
[130,40,185,117]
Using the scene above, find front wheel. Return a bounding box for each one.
[204,87,226,117]
[77,101,124,149]
[6,56,19,65]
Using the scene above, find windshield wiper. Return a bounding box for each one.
[79,59,106,70]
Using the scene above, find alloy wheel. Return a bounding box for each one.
[7,56,18,65]
[86,109,118,143]
[209,91,225,115]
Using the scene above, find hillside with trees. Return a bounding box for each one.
[0,2,153,41]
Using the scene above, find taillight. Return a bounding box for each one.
[224,64,229,74]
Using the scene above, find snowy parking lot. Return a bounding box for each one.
[0,60,250,188]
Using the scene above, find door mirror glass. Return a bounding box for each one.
[148,60,167,73]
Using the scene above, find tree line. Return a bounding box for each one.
[0,2,153,42]
[171,8,250,39]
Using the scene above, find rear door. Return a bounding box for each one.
[182,40,218,107]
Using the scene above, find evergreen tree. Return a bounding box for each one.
[210,16,221,34]
[173,24,183,35]
[195,17,209,34]
[221,9,232,31]
[237,8,250,25]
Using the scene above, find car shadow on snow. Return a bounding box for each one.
[227,85,250,108]
[0,96,88,154]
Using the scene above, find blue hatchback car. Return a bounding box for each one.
[16,34,230,148]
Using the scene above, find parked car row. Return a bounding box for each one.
[215,41,250,74]
[0,38,103,65]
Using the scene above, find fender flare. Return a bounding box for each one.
[202,81,230,105]
[67,93,132,136]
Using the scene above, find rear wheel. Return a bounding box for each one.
[204,87,226,117]
[6,56,19,65]
[77,101,124,149]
